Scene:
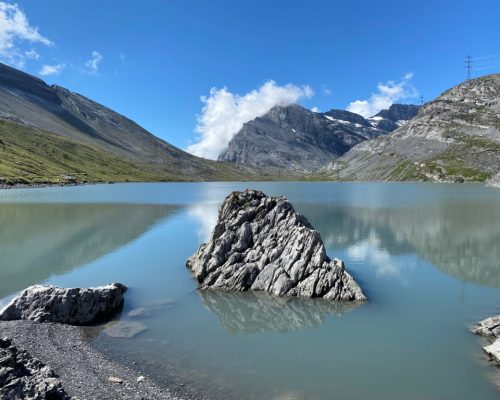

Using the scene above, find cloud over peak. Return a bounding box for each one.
[186,80,313,159]
[0,2,52,67]
[39,63,64,76]
[346,73,418,118]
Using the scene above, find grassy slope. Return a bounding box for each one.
[0,120,191,184]
[0,120,311,184]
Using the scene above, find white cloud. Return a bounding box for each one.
[85,50,103,74]
[39,63,64,76]
[346,73,418,118]
[24,49,39,59]
[321,84,332,96]
[186,80,314,159]
[0,2,52,67]
[311,107,320,113]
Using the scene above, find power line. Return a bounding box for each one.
[465,54,473,81]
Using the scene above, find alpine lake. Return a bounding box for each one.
[1,182,500,400]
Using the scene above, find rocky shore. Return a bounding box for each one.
[0,320,184,400]
[0,283,192,399]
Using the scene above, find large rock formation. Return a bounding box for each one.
[0,283,126,325]
[186,190,366,301]
[0,337,69,400]
[218,104,418,171]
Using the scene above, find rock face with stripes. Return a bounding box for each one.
[186,190,366,301]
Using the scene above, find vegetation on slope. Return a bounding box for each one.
[0,120,312,185]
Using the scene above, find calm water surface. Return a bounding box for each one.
[1,182,500,399]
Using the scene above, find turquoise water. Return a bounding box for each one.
[1,182,500,399]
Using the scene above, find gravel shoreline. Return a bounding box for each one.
[0,320,191,400]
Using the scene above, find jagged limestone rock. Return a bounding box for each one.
[0,337,69,400]
[187,190,365,301]
[473,315,500,364]
[473,315,500,337]
[0,283,126,325]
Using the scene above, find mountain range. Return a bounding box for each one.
[334,74,500,184]
[0,63,293,185]
[1,61,499,186]
[218,103,419,170]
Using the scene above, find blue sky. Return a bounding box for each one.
[2,0,500,158]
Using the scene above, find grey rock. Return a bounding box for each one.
[473,315,500,365]
[0,337,69,400]
[108,376,124,384]
[0,283,127,325]
[218,103,418,171]
[483,340,500,364]
[486,172,500,187]
[103,321,148,338]
[186,190,366,301]
[473,315,500,338]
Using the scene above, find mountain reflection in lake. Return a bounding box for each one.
[0,203,179,298]
[299,201,500,288]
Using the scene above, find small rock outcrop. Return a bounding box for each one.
[0,337,69,400]
[0,283,127,325]
[473,315,500,363]
[186,190,366,301]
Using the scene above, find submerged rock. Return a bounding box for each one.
[103,320,148,338]
[0,283,127,325]
[186,190,365,301]
[0,337,69,400]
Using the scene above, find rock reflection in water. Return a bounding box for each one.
[200,290,362,334]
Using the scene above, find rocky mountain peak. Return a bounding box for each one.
[219,103,419,171]
[335,74,500,183]
[373,103,420,123]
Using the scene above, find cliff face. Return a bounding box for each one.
[218,104,418,171]
[335,74,500,182]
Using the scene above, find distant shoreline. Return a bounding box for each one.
[0,181,106,190]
